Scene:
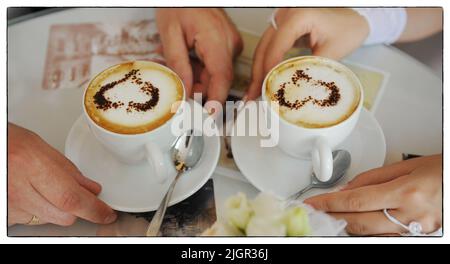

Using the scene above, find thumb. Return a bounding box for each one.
[73,172,102,195]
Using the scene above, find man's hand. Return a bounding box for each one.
[305,155,442,235]
[156,8,243,105]
[8,123,117,226]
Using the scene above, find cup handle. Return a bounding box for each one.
[311,137,333,182]
[145,141,167,183]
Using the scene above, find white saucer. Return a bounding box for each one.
[231,108,386,200]
[65,100,220,212]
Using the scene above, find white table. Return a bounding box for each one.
[8,8,442,236]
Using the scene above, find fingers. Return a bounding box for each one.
[330,211,404,236]
[263,19,308,75]
[61,158,101,195]
[200,68,211,93]
[43,138,102,195]
[193,68,210,96]
[247,27,275,100]
[304,182,400,213]
[344,155,441,190]
[72,172,102,195]
[196,33,234,105]
[343,166,409,191]
[18,183,76,226]
[207,71,233,107]
[157,8,241,103]
[157,18,193,96]
[30,169,117,224]
[247,12,309,101]
[191,59,209,96]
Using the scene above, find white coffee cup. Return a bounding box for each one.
[261,56,364,182]
[83,61,185,183]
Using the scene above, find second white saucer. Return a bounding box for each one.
[231,108,386,200]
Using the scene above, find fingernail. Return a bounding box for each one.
[205,104,222,118]
[237,98,247,112]
[205,104,214,116]
[242,95,248,103]
[105,212,117,223]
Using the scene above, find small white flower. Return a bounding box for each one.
[246,216,287,236]
[283,207,311,236]
[218,192,314,236]
[202,221,244,236]
[225,192,253,231]
[250,192,284,218]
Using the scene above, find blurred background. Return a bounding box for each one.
[8,7,443,79]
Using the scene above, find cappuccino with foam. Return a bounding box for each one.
[84,61,184,134]
[265,56,361,128]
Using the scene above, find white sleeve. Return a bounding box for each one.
[352,8,408,45]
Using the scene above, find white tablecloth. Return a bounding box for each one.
[7,8,442,236]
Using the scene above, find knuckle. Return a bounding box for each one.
[27,129,40,139]
[287,10,305,25]
[291,11,304,22]
[99,206,113,223]
[163,22,181,36]
[313,199,330,212]
[89,201,113,224]
[403,187,424,204]
[58,215,77,227]
[59,190,81,212]
[346,222,367,235]
[345,194,363,211]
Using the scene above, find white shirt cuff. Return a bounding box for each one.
[353,8,407,45]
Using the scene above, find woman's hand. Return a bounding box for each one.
[247,8,369,100]
[156,8,243,105]
[8,123,117,226]
[305,155,442,235]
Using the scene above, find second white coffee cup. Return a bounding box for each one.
[261,56,364,182]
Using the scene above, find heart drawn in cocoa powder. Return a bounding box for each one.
[274,69,341,110]
[93,69,160,113]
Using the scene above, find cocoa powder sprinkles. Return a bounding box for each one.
[291,69,312,84]
[126,82,159,112]
[274,69,341,110]
[93,69,160,112]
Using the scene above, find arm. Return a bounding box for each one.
[397,8,443,42]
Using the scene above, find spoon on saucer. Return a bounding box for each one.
[146,129,204,236]
[289,150,351,201]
